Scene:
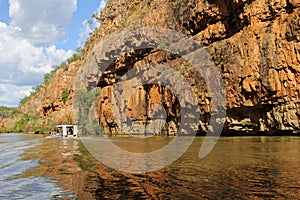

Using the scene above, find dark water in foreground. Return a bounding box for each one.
[0,134,300,199]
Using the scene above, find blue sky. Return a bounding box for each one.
[0,0,107,107]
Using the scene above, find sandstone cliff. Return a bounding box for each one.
[8,0,300,135]
[73,0,300,135]
[14,61,80,133]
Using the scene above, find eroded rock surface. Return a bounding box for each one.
[74,0,300,135]
[16,0,300,135]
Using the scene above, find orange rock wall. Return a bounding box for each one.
[83,0,300,135]
[18,0,300,135]
[18,62,80,126]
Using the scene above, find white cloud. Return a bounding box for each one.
[0,84,32,107]
[78,19,94,47]
[98,0,106,12]
[0,22,74,106]
[0,23,73,86]
[77,0,107,46]
[9,0,77,46]
[46,45,74,66]
[0,0,78,107]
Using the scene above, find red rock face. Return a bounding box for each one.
[91,0,300,135]
[17,62,80,129]
[16,0,300,135]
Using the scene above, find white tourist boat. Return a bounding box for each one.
[46,125,79,138]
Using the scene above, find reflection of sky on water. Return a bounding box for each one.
[0,133,75,199]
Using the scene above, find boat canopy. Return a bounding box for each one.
[55,125,78,137]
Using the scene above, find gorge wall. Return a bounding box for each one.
[15,62,80,132]
[14,0,300,135]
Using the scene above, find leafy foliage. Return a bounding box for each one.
[0,106,20,118]
[67,47,83,64]
[12,114,39,133]
[61,87,69,104]
[19,96,31,105]
[74,89,101,135]
[92,12,101,23]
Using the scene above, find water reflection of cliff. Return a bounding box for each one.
[24,136,300,199]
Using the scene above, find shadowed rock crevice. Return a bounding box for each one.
[175,0,253,43]
[96,49,202,136]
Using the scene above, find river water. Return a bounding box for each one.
[0,134,300,199]
[0,133,76,199]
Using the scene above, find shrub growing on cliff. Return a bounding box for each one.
[74,89,101,134]
[0,106,20,118]
[0,127,14,133]
[13,116,29,133]
[20,96,30,105]
[13,114,39,133]
[61,88,69,104]
[43,72,53,84]
[67,48,83,64]
[19,85,43,105]
[33,126,44,134]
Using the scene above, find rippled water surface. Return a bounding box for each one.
[0,134,300,199]
[82,136,300,199]
[0,133,75,199]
